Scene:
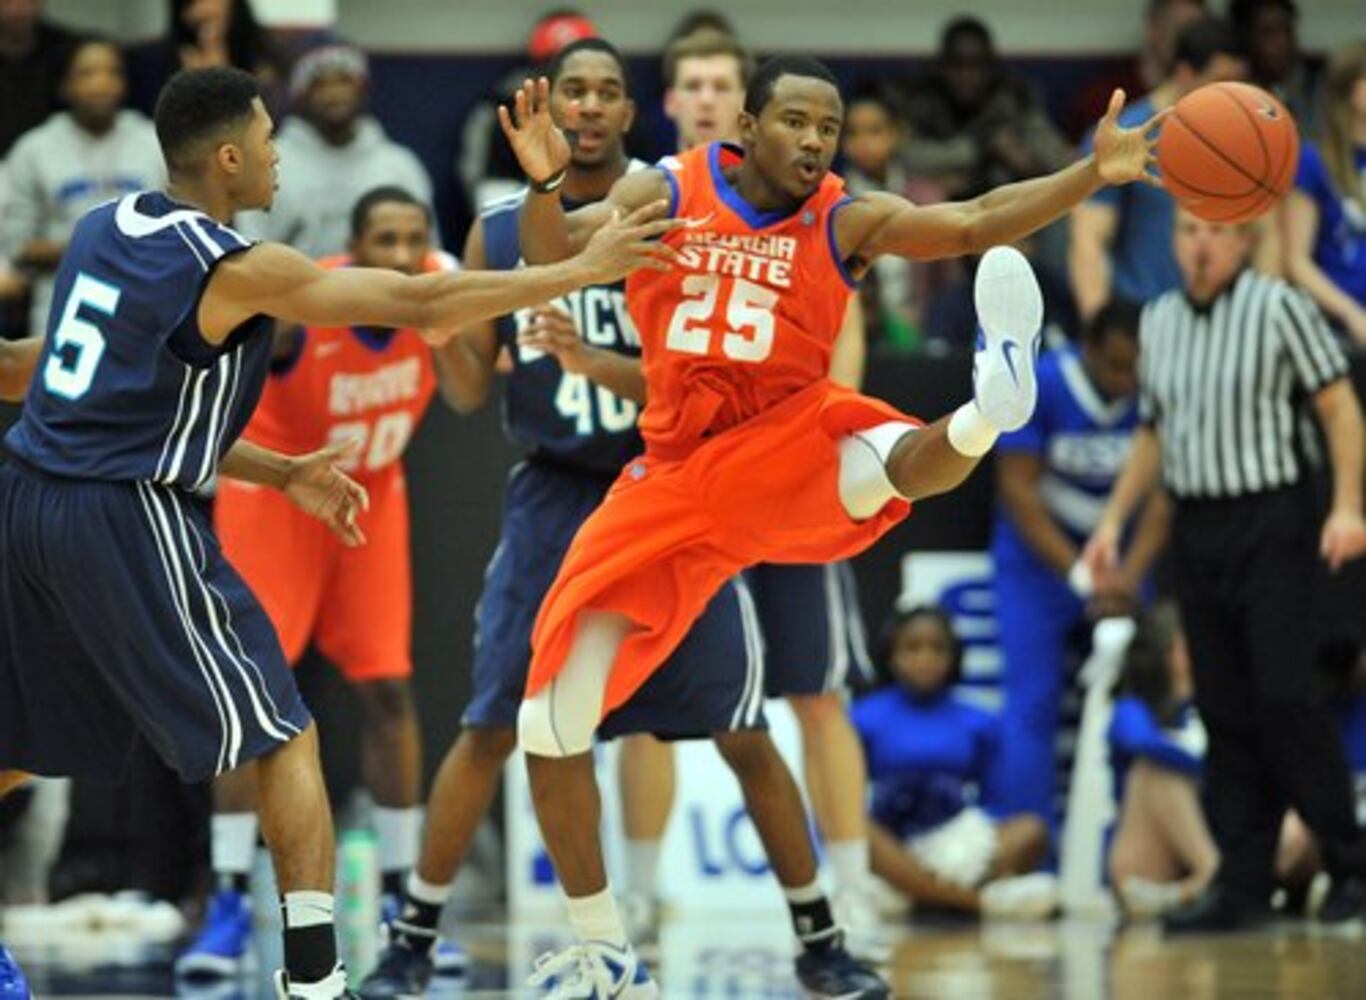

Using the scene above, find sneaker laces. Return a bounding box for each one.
[527,944,619,994]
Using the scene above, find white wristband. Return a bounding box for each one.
[1067,560,1094,598]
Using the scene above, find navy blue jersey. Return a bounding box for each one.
[5,192,272,490]
[482,179,643,476]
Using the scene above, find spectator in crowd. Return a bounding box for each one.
[990,299,1169,829]
[663,7,737,48]
[1229,0,1322,137]
[1069,16,1245,321]
[897,16,1073,200]
[0,37,163,337]
[841,85,959,352]
[0,0,82,158]
[854,606,1056,918]
[124,0,288,116]
[236,44,435,259]
[1282,41,1366,348]
[661,28,753,153]
[1107,603,1220,918]
[1085,208,1366,931]
[456,8,596,210]
[1065,1,1209,141]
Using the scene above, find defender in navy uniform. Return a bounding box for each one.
[362,41,887,1000]
[0,66,678,1000]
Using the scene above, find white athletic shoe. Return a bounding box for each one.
[971,245,1044,432]
[527,940,659,998]
[833,885,893,965]
[619,893,661,962]
[1118,877,1187,919]
[980,872,1060,920]
[273,964,353,998]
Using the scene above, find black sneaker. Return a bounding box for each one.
[795,939,890,999]
[1161,883,1266,935]
[356,942,434,999]
[1319,876,1366,924]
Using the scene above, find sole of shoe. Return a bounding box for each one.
[971,245,1044,432]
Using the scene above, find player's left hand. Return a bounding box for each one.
[1092,88,1168,189]
[1320,507,1366,572]
[517,305,591,373]
[283,441,371,548]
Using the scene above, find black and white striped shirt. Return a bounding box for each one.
[1138,269,1349,500]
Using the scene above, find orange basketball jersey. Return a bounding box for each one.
[241,253,442,480]
[626,142,856,460]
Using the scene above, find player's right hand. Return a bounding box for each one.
[498,77,572,188]
[577,200,681,284]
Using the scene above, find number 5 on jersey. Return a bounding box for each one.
[665,275,777,362]
[44,273,120,400]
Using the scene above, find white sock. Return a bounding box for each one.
[211,812,259,882]
[624,839,661,898]
[825,838,871,895]
[374,806,422,876]
[782,878,826,905]
[564,886,628,947]
[947,402,1000,457]
[281,890,335,929]
[406,871,454,907]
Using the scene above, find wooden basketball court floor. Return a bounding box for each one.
[8,910,1365,998]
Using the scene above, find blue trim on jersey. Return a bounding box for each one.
[826,196,858,289]
[657,165,680,219]
[708,142,804,230]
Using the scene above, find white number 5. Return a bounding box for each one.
[664,275,776,363]
[44,272,119,400]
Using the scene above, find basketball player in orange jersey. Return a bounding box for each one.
[499,57,1162,992]
[0,339,42,401]
[176,186,463,980]
[608,30,890,960]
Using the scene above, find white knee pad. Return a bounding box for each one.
[838,421,916,520]
[517,613,625,758]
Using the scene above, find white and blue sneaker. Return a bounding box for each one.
[379,892,466,978]
[0,945,30,998]
[971,245,1044,432]
[795,937,891,999]
[176,889,254,979]
[528,940,658,998]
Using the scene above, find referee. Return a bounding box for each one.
[1084,208,1366,930]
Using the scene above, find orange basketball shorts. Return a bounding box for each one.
[527,379,919,713]
[214,466,413,682]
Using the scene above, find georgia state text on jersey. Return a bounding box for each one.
[483,181,643,477]
[991,342,1139,566]
[625,142,855,460]
[5,192,272,491]
[239,253,446,481]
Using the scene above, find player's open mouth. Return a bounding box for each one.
[576,128,606,150]
[796,161,821,183]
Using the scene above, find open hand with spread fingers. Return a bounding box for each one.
[498,76,573,188]
[1092,88,1170,188]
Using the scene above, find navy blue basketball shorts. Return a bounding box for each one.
[746,561,874,697]
[465,459,767,739]
[0,462,312,783]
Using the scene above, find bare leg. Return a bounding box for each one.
[357,679,422,807]
[618,733,675,882]
[868,819,980,913]
[1109,762,1219,903]
[215,761,259,812]
[256,722,336,892]
[1276,810,1321,891]
[988,815,1050,878]
[415,726,516,884]
[713,731,819,888]
[788,693,867,845]
[526,751,608,896]
[0,770,32,799]
[885,418,985,502]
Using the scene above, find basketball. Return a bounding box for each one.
[1156,81,1299,225]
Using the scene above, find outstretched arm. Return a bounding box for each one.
[0,337,43,401]
[199,202,676,346]
[837,90,1163,264]
[501,77,673,264]
[220,439,370,547]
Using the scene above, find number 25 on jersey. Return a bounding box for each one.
[665,275,777,362]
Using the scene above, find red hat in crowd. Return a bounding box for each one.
[527,10,598,65]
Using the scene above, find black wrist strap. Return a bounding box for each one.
[529,168,567,194]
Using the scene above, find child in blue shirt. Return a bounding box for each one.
[853,606,1055,917]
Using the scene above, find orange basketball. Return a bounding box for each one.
[1156,81,1299,224]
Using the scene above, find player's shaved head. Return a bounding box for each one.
[155,66,261,175]
[549,37,632,97]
